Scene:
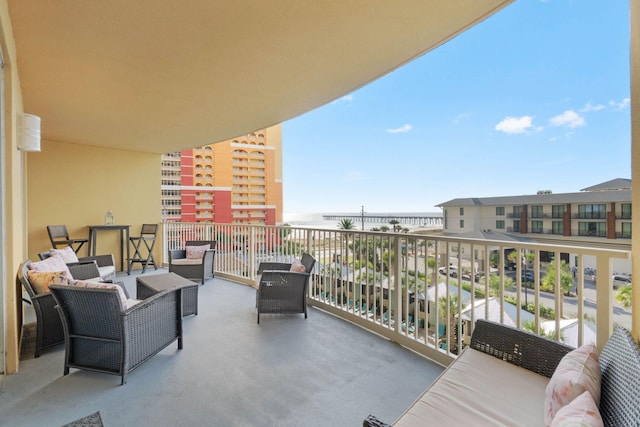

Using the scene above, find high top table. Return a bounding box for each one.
[87,224,130,272]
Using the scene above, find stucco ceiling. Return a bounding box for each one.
[9,0,513,154]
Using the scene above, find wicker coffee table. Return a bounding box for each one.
[136,272,199,316]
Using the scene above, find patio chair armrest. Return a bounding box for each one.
[67,260,101,280]
[363,414,391,427]
[257,262,292,274]
[469,319,573,378]
[78,254,115,268]
[168,249,187,262]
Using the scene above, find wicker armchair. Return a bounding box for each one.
[168,240,216,284]
[49,284,183,385]
[256,253,316,324]
[19,260,130,358]
[18,261,64,357]
[38,251,116,281]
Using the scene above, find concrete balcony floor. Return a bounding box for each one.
[2,269,444,426]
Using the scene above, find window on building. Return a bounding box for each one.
[512,219,520,232]
[578,204,606,219]
[496,220,505,229]
[552,205,565,218]
[621,222,632,238]
[460,207,464,216]
[621,203,632,219]
[513,206,523,217]
[460,219,464,228]
[578,222,607,237]
[552,221,564,235]
[496,207,505,216]
[531,220,543,233]
[531,206,543,218]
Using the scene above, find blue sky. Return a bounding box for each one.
[282,0,631,214]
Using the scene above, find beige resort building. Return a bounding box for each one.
[436,178,632,276]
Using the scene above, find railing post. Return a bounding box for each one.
[393,234,402,333]
[249,227,257,277]
[595,255,613,352]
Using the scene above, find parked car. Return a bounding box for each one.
[612,274,631,289]
[521,271,536,282]
[438,266,458,278]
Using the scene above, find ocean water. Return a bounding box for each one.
[282,212,442,231]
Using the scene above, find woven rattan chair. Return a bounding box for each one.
[255,253,316,324]
[168,240,217,284]
[38,251,116,281]
[47,225,89,255]
[19,259,130,358]
[49,284,183,385]
[18,261,64,357]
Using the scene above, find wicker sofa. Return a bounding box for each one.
[364,319,640,427]
[19,259,127,358]
[49,284,183,385]
[38,251,116,281]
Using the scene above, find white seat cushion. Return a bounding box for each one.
[394,348,550,427]
[171,258,202,265]
[98,265,116,280]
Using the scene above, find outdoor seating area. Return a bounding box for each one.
[6,270,444,426]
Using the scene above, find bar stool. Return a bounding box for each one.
[127,223,158,274]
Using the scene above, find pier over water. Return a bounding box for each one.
[322,213,442,227]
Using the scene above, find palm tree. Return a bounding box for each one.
[338,218,356,230]
[388,219,402,232]
[438,294,459,352]
[542,260,573,295]
[616,283,632,309]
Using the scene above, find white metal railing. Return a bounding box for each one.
[162,222,631,365]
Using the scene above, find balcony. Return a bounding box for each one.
[7,221,633,424]
[5,271,442,425]
[164,222,631,356]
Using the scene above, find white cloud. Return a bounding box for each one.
[609,98,630,110]
[387,124,413,133]
[549,110,585,128]
[494,116,537,134]
[331,94,355,104]
[579,103,606,112]
[452,113,470,124]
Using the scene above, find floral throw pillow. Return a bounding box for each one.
[290,260,306,273]
[26,270,70,294]
[50,246,79,263]
[186,244,211,259]
[550,391,604,427]
[544,343,601,425]
[29,254,74,279]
